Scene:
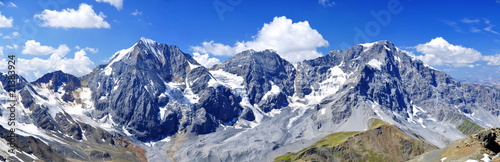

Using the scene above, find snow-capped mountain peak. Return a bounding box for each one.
[106,43,135,68]
[139,37,156,45]
[105,37,162,68]
[359,40,395,52]
[3,38,500,162]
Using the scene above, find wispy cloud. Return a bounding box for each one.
[443,20,463,33]
[7,2,17,8]
[131,9,142,16]
[318,0,335,7]
[460,18,480,24]
[2,31,21,39]
[484,25,500,35]
[470,26,481,33]
[483,18,500,35]
[445,18,500,36]
[6,44,18,49]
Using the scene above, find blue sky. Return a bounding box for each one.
[1,0,500,82]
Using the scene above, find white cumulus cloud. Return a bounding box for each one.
[96,0,123,10]
[191,16,329,63]
[192,41,235,56]
[17,40,96,80]
[22,40,70,56]
[34,3,110,29]
[0,12,13,28]
[76,46,99,53]
[414,37,482,67]
[84,47,98,53]
[56,50,95,75]
[484,54,500,65]
[18,49,95,81]
[192,52,221,68]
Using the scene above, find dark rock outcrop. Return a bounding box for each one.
[32,70,82,102]
[212,50,295,112]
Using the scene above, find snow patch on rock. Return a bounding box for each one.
[261,81,280,101]
[367,59,383,70]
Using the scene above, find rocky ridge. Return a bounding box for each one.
[0,38,499,161]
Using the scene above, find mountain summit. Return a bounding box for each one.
[174,40,500,161]
[1,38,499,161]
[212,49,296,112]
[82,37,245,141]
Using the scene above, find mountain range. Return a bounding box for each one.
[0,37,499,161]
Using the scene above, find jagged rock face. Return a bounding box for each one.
[0,73,37,110]
[171,41,500,162]
[0,73,31,92]
[81,38,192,141]
[295,41,500,127]
[0,72,146,161]
[82,38,243,141]
[197,85,242,123]
[294,41,414,123]
[474,127,500,154]
[212,50,295,112]
[3,38,500,161]
[24,72,86,140]
[32,70,82,102]
[0,72,87,144]
[0,125,67,162]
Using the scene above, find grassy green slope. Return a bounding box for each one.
[457,119,484,136]
[274,118,438,162]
